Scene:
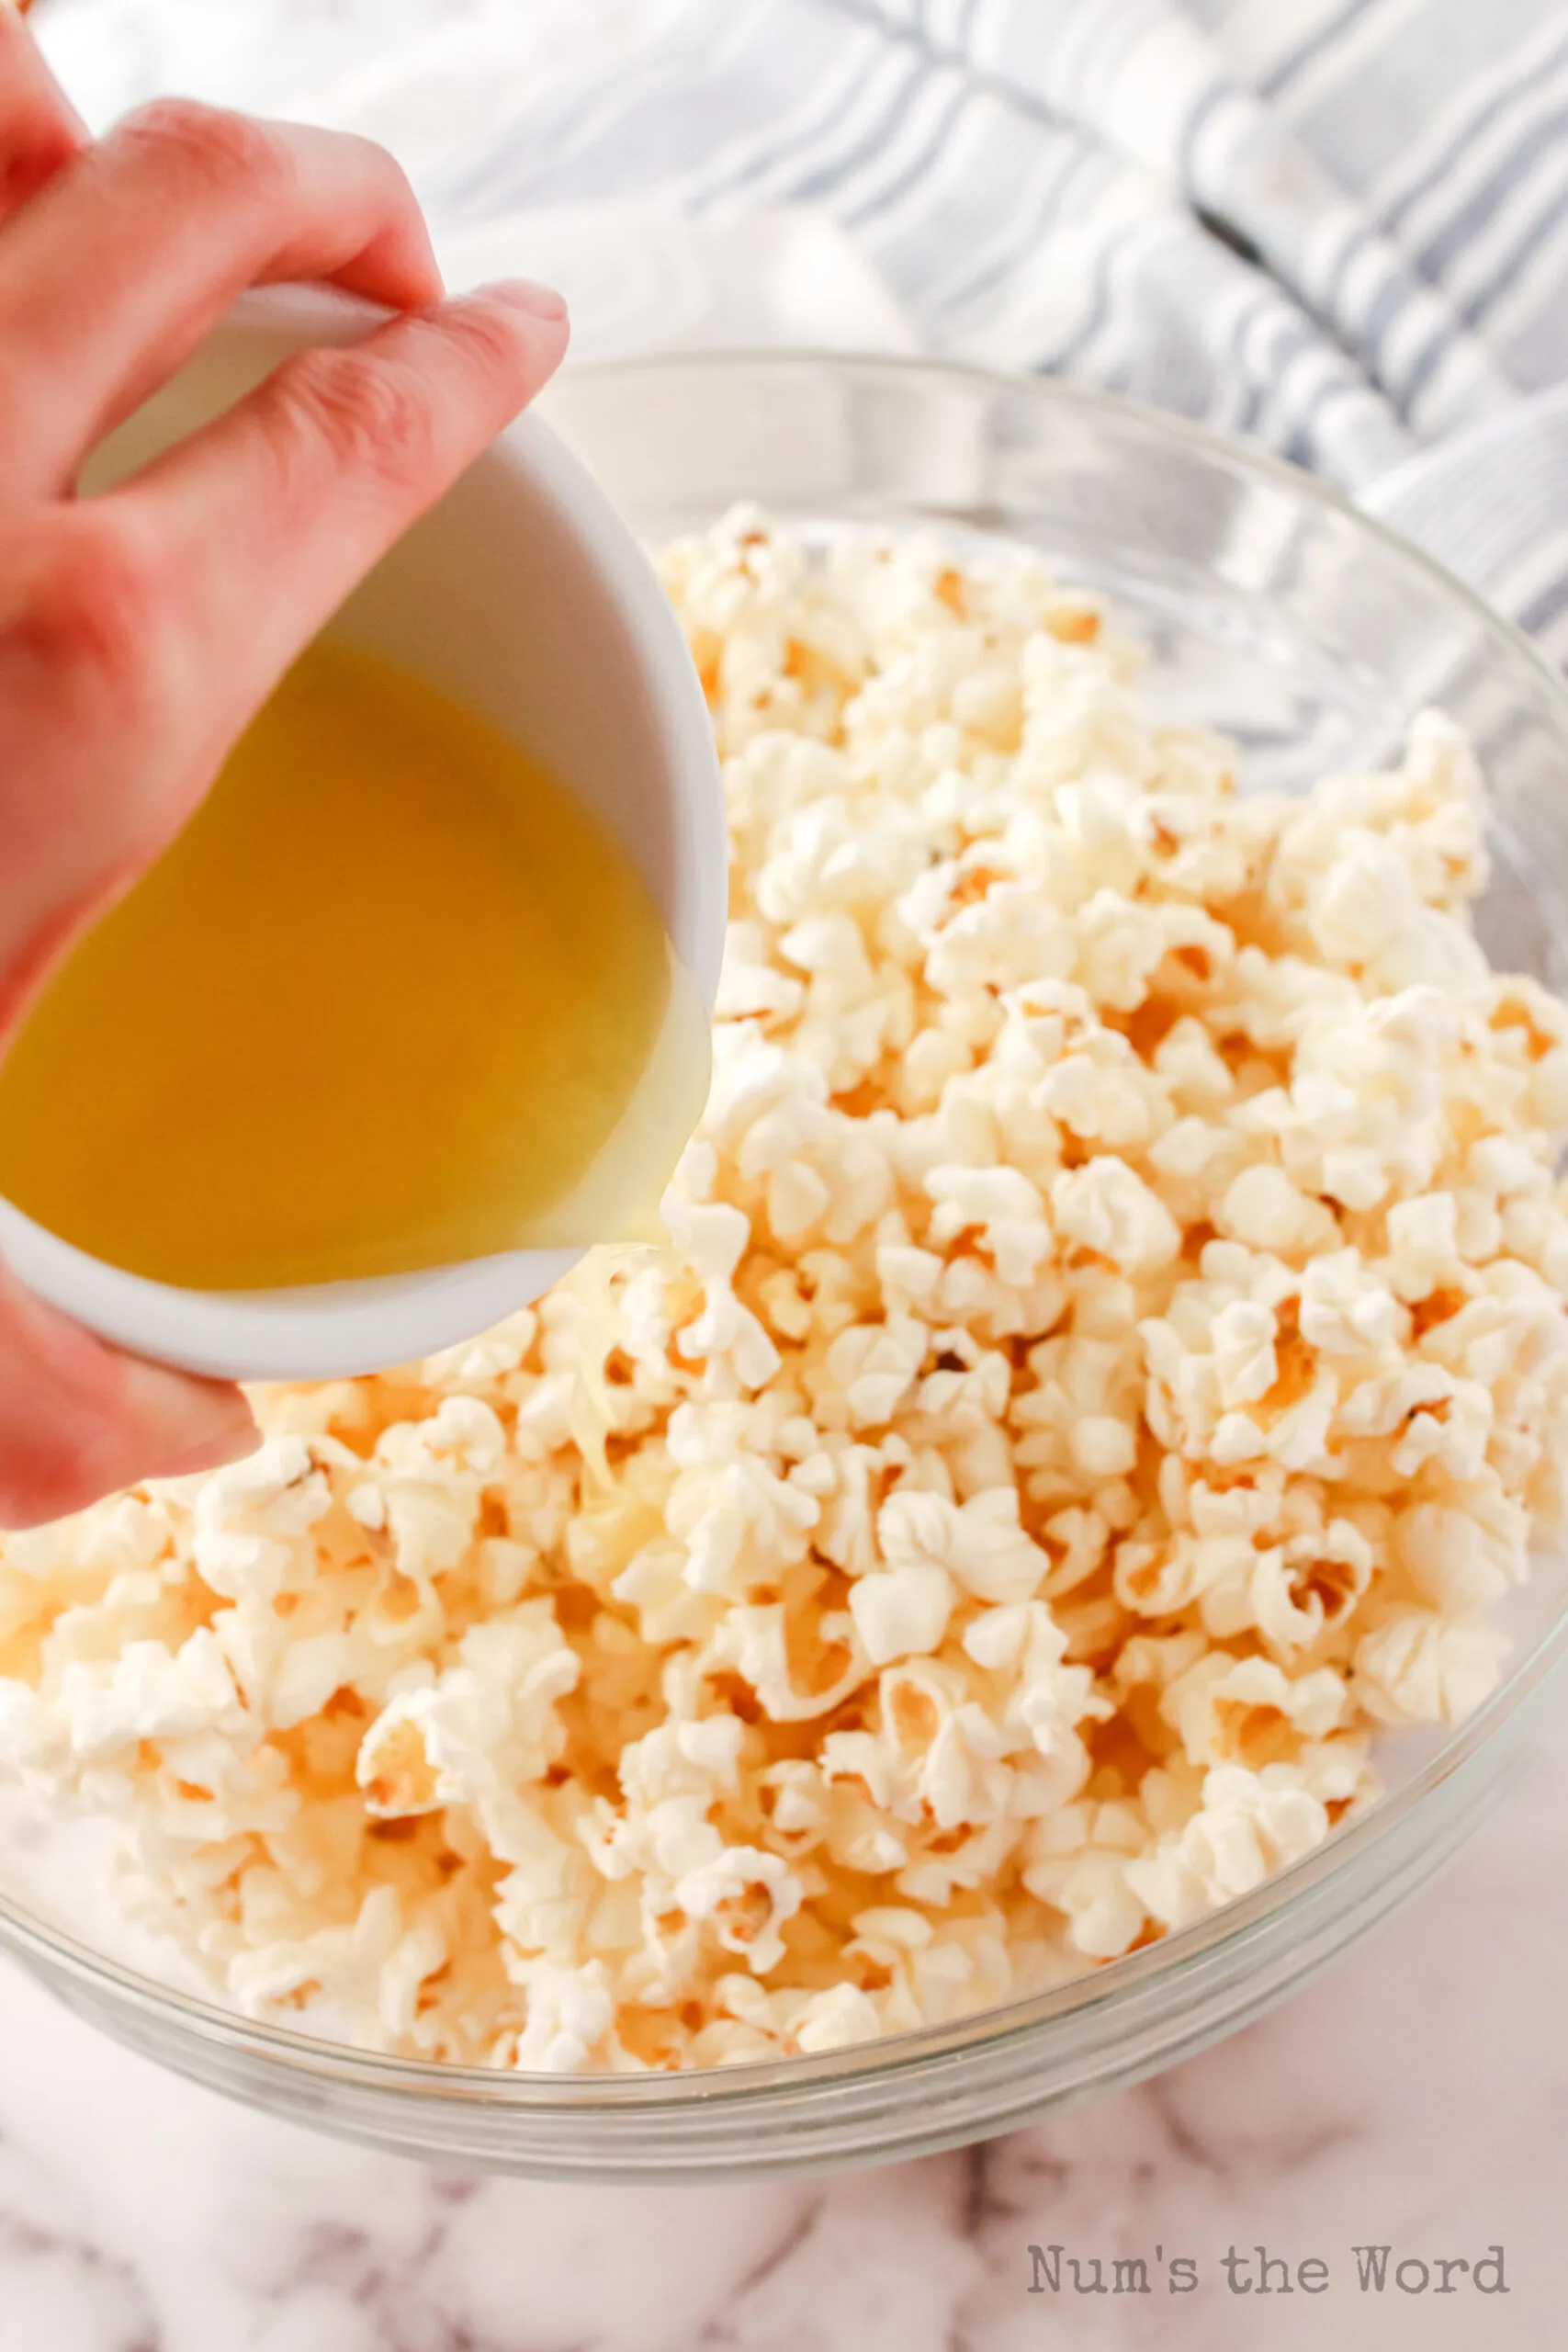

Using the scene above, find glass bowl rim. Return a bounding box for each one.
[6,349,1568,2114]
[547,345,1568,722]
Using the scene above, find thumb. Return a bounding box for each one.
[0,1259,257,1528]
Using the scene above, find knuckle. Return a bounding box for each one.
[25,512,177,720]
[116,97,291,206]
[269,345,441,494]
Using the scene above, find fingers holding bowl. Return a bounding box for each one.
[0,1261,255,1531]
[0,101,449,492]
[99,282,570,752]
[0,40,570,1521]
[0,281,569,1006]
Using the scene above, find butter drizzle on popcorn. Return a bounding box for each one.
[4,507,1568,2070]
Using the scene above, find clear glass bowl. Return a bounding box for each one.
[6,355,1568,2182]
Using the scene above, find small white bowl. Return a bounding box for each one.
[0,290,727,1383]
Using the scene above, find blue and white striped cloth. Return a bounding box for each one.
[36,0,1568,655]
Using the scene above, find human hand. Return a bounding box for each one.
[0,12,570,1524]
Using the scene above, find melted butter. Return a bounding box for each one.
[0,641,710,1290]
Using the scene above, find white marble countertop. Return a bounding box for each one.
[0,1726,1562,2351]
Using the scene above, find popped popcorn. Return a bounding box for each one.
[2,512,1565,2073]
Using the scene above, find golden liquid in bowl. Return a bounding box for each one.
[0,641,708,1290]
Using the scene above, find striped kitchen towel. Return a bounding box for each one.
[35,0,1568,649]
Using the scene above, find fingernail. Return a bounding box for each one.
[118,1357,259,1481]
[482,277,569,323]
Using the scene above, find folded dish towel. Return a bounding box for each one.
[35,0,1568,654]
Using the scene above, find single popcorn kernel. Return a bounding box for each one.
[356,1707,443,1818]
[2,513,1565,2074]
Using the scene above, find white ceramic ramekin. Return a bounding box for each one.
[0,291,728,1382]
